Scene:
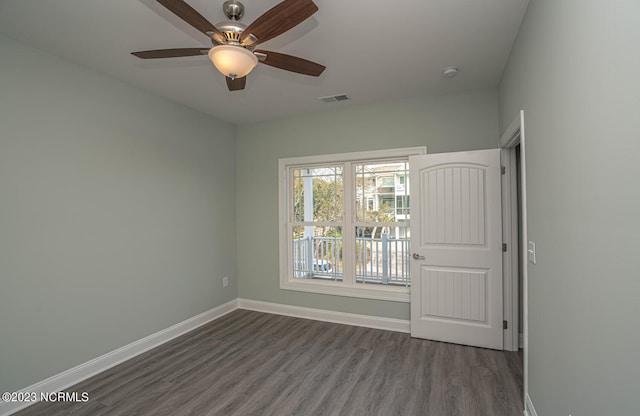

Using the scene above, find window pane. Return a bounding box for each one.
[292,225,343,282]
[355,161,409,223]
[292,167,343,222]
[355,226,410,286]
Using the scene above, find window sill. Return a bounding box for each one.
[280,279,410,303]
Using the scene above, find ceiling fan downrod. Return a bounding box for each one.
[223,0,245,21]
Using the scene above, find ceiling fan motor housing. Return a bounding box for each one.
[216,1,252,46]
[215,20,249,45]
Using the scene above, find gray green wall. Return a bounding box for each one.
[499,0,640,414]
[235,89,500,320]
[0,35,237,393]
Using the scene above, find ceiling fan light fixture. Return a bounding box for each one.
[208,45,258,79]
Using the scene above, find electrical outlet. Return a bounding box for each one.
[222,276,229,288]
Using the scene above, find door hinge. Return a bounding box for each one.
[501,166,506,175]
[502,243,507,252]
[503,320,508,330]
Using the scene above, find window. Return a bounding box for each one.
[367,198,375,211]
[396,195,410,217]
[379,176,395,188]
[278,147,426,302]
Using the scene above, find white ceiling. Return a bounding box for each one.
[0,0,529,124]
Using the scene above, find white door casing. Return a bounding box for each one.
[409,149,503,350]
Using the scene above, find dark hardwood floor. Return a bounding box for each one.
[16,309,523,416]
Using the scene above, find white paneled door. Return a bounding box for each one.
[409,149,503,350]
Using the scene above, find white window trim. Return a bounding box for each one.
[278,146,426,302]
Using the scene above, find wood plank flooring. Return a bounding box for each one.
[16,309,523,416]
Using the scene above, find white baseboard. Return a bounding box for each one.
[237,298,410,333]
[2,298,410,416]
[524,393,537,416]
[0,299,238,416]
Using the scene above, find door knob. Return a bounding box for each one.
[412,253,425,260]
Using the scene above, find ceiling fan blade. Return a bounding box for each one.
[226,76,247,91]
[240,0,318,46]
[156,0,225,42]
[255,50,325,77]
[131,48,209,59]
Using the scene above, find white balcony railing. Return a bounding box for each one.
[293,234,410,286]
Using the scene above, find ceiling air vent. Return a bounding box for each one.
[317,94,350,103]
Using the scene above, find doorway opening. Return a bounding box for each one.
[499,110,528,406]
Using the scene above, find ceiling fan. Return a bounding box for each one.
[132,0,325,91]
